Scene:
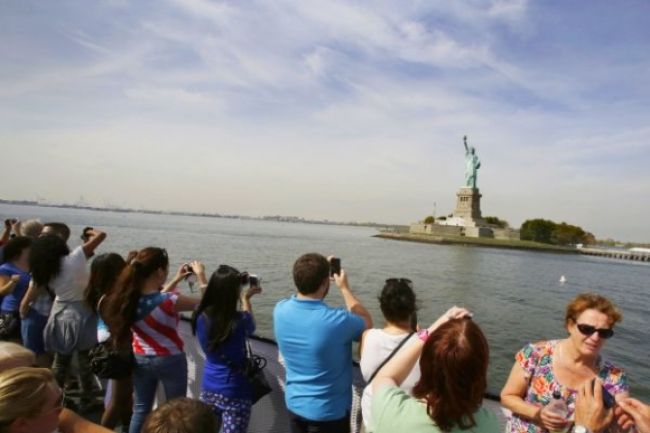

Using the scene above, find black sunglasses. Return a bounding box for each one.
[385,278,413,288]
[577,323,614,339]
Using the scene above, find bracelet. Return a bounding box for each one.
[417,329,429,342]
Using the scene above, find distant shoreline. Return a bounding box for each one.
[375,232,579,254]
[0,199,405,230]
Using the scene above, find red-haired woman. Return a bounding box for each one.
[370,307,499,433]
[500,293,628,433]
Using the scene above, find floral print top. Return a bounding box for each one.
[506,340,629,433]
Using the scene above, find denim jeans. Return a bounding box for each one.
[128,353,188,433]
[21,308,48,354]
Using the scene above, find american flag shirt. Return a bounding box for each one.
[131,292,184,356]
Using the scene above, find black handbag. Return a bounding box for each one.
[88,342,134,380]
[219,340,272,404]
[0,311,20,340]
[244,342,272,404]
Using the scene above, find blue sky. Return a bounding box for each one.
[1,0,649,240]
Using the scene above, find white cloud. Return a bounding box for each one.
[0,0,649,240]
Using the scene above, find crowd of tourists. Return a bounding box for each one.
[0,216,649,433]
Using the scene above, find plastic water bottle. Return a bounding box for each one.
[546,390,569,433]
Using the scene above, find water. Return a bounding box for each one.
[2,204,649,399]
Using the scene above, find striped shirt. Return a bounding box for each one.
[131,292,184,356]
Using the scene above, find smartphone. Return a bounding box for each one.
[330,257,341,276]
[182,264,195,279]
[601,385,616,409]
[592,380,616,409]
[249,275,260,287]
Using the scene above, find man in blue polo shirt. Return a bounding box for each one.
[274,253,373,433]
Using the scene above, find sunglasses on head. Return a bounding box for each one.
[576,323,614,339]
[385,278,413,288]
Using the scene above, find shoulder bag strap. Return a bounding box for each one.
[366,332,415,385]
[96,294,106,313]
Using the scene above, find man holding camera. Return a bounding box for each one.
[274,253,373,433]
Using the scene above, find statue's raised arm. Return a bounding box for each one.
[463,135,469,154]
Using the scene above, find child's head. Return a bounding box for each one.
[142,397,220,433]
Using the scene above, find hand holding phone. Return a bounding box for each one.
[596,381,616,409]
[329,257,341,276]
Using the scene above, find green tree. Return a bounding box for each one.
[551,222,586,245]
[520,219,556,243]
[484,216,509,228]
[521,219,594,245]
[423,216,435,224]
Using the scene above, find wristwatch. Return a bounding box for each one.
[574,424,592,433]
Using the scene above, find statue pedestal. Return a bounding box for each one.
[452,187,484,227]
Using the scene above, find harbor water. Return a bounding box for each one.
[2,203,648,400]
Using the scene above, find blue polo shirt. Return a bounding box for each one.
[273,295,365,421]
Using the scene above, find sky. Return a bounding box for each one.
[1,0,649,241]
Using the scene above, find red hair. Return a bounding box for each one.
[565,293,621,327]
[412,319,489,431]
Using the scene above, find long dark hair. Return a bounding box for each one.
[84,253,128,314]
[2,236,32,264]
[29,235,69,287]
[102,247,168,346]
[412,319,489,432]
[192,265,243,350]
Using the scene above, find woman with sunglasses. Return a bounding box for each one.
[359,278,419,431]
[101,247,205,433]
[501,293,629,433]
[191,265,262,433]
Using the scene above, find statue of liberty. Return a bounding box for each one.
[463,135,481,188]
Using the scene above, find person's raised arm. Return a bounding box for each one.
[372,306,471,393]
[163,262,197,293]
[191,261,208,295]
[81,228,106,258]
[333,269,372,330]
[0,275,19,297]
[173,294,201,313]
[19,281,38,318]
[241,282,262,322]
[500,356,569,432]
[168,263,203,312]
[0,219,12,246]
[11,220,22,237]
